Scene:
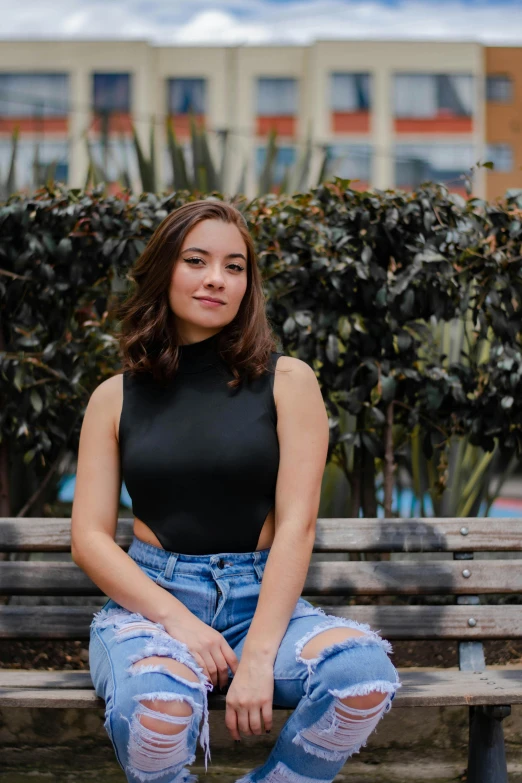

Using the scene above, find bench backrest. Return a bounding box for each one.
[1,517,521,647]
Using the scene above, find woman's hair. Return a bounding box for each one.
[114,198,280,388]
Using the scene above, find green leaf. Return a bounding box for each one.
[283,316,296,335]
[30,389,43,414]
[381,376,397,403]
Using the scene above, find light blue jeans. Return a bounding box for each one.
[89,536,401,783]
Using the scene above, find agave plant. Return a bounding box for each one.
[410,303,519,519]
[131,120,156,193]
[0,125,19,201]
[32,143,60,190]
[2,105,326,200]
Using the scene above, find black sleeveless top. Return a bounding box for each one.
[118,330,284,554]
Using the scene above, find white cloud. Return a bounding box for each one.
[0,0,521,45]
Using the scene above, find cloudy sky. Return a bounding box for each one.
[0,0,520,44]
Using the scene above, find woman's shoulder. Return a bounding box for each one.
[271,353,316,411]
[271,352,307,374]
[87,374,124,440]
[92,372,124,400]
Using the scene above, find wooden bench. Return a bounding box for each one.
[0,516,521,783]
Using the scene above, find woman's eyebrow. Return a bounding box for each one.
[182,246,247,262]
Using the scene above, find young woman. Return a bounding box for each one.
[72,199,400,783]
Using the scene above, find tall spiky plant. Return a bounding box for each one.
[407,284,520,519]
[166,115,191,191]
[84,134,108,192]
[0,125,19,200]
[131,119,156,193]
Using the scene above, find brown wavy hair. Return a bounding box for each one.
[114,198,280,389]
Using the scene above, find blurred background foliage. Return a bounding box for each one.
[1,156,522,525]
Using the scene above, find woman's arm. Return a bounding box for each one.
[241,356,330,663]
[71,375,195,626]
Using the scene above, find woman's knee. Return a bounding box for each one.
[110,658,207,779]
[292,625,401,762]
[131,657,200,734]
[297,624,401,708]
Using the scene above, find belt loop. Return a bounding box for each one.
[252,551,264,582]
[164,552,179,581]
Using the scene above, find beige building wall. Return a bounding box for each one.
[0,39,486,197]
[312,40,484,194]
[154,46,239,193]
[0,40,155,189]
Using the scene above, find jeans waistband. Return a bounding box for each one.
[127,535,271,581]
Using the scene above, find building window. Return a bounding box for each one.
[0,138,69,190]
[326,144,372,184]
[93,73,131,113]
[256,145,296,184]
[394,74,474,118]
[486,144,513,172]
[167,78,206,114]
[330,73,371,111]
[395,143,474,190]
[257,78,298,115]
[486,76,513,103]
[0,73,68,117]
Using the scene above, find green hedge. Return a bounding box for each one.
[1,180,521,516]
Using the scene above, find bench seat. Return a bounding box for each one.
[1,667,522,709]
[1,515,521,783]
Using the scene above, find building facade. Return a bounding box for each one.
[0,39,517,200]
[485,47,522,201]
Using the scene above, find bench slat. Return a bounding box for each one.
[1,668,521,708]
[1,518,522,553]
[0,604,520,639]
[1,560,520,596]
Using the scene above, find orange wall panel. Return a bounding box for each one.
[486,47,522,201]
[331,111,370,133]
[348,179,369,192]
[90,112,134,134]
[167,113,206,138]
[0,116,68,134]
[395,116,473,133]
[256,115,296,137]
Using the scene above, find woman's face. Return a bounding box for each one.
[169,218,248,343]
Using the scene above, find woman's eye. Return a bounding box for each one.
[184,257,244,272]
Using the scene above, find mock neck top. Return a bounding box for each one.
[118,330,284,554]
[176,331,225,375]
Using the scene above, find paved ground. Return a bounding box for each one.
[2,746,522,783]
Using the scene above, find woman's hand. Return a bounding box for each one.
[225,656,274,740]
[163,612,238,690]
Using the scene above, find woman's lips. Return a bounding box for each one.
[196,297,225,307]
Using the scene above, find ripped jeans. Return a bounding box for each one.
[89,536,401,783]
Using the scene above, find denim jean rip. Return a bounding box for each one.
[236,760,331,783]
[294,616,394,697]
[91,607,213,772]
[120,692,201,783]
[91,606,168,642]
[291,695,392,761]
[292,618,402,761]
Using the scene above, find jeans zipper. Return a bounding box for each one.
[215,582,222,612]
